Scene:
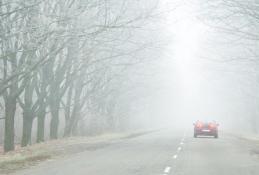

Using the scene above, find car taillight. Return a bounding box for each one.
[196,123,203,128]
[209,123,216,128]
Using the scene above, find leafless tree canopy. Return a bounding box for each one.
[0,0,162,152]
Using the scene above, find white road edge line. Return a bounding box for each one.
[173,154,178,159]
[180,142,184,145]
[164,166,171,173]
[177,147,182,151]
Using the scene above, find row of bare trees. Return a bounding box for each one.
[0,0,161,152]
[200,0,259,131]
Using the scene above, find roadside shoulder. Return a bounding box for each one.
[0,130,154,174]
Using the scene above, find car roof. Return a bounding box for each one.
[196,120,217,123]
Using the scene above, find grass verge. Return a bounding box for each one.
[0,130,154,174]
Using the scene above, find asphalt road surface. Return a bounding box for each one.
[12,129,259,175]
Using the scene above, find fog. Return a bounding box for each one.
[1,0,259,153]
[125,0,259,133]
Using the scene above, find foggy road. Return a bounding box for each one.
[2,1,259,175]
[11,129,259,175]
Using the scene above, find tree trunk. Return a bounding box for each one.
[64,84,82,137]
[72,118,79,136]
[4,97,16,152]
[37,108,46,143]
[64,97,80,136]
[63,85,73,137]
[50,107,59,139]
[21,112,33,147]
[64,117,71,137]
[64,108,77,137]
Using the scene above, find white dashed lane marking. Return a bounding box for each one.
[177,147,182,151]
[160,134,187,175]
[164,166,171,173]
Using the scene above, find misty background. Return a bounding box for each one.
[1,0,259,152]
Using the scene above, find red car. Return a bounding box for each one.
[193,121,219,138]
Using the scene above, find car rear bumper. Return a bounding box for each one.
[194,129,218,136]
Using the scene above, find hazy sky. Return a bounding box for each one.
[128,0,259,131]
